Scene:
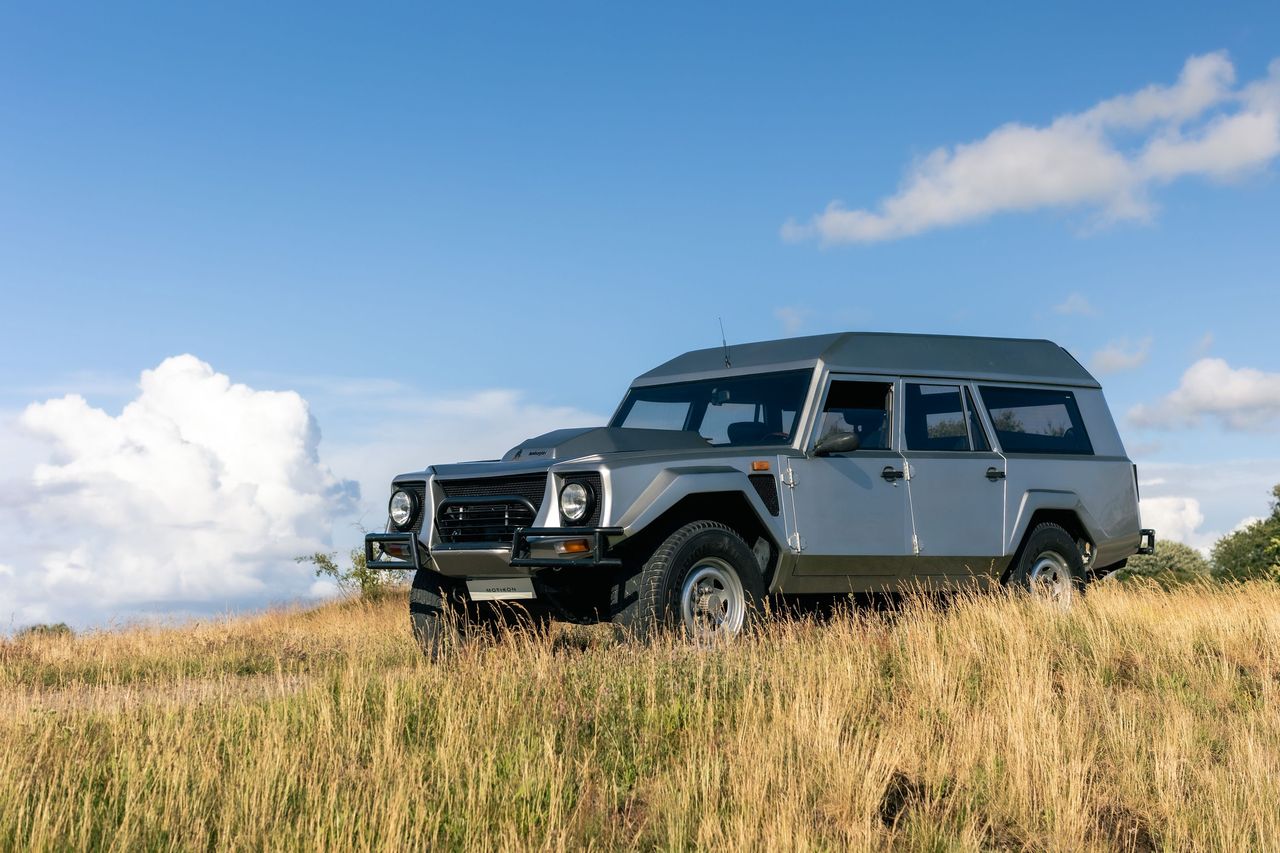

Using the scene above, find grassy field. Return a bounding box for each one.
[2,582,1278,851]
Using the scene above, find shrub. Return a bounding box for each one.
[16,623,74,640]
[1211,484,1280,582]
[1114,540,1210,585]
[296,547,408,600]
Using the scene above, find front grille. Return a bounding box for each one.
[749,474,780,516]
[392,481,428,534]
[436,474,548,546]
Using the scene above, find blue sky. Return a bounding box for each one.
[2,2,1279,625]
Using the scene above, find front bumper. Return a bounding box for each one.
[363,527,623,572]
[364,532,423,570]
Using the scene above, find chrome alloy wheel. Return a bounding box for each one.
[679,557,746,643]
[1028,549,1075,606]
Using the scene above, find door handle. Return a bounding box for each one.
[881,466,905,481]
[986,467,1006,481]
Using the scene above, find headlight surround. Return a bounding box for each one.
[559,481,594,524]
[389,489,418,529]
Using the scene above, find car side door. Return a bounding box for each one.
[899,381,1006,584]
[785,374,913,586]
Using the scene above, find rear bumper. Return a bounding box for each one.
[364,527,624,573]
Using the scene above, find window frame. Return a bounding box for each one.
[806,373,899,454]
[902,381,977,453]
[975,383,1095,456]
[610,368,814,449]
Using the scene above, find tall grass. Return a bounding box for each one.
[1,582,1278,850]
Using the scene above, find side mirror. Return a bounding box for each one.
[813,431,860,457]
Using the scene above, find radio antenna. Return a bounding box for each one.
[718,317,732,368]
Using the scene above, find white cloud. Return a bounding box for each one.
[1091,336,1152,374]
[783,52,1280,244]
[1132,458,1280,552]
[1054,293,1098,316]
[1129,357,1280,430]
[773,306,810,334]
[1140,496,1206,547]
[0,356,357,630]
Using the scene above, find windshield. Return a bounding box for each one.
[610,370,812,447]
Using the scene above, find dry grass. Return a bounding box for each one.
[2,582,1278,851]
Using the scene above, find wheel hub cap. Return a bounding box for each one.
[680,558,746,643]
[1029,550,1074,606]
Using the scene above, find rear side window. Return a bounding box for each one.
[978,386,1093,455]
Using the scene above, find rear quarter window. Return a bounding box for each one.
[978,386,1093,455]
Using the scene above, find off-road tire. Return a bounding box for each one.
[409,568,462,659]
[1007,522,1087,604]
[410,569,551,657]
[614,520,765,641]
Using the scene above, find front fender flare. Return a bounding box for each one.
[614,466,784,545]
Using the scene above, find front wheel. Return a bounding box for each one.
[1006,523,1086,606]
[410,568,551,658]
[615,521,766,643]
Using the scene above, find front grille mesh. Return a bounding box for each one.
[436,474,548,546]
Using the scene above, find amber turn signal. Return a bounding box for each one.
[751,460,771,472]
[555,538,591,555]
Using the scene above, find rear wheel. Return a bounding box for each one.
[1007,523,1086,606]
[614,521,765,643]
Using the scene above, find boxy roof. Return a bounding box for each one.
[633,332,1100,388]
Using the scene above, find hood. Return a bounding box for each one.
[501,426,709,462]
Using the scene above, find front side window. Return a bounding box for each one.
[816,380,893,450]
[904,383,971,451]
[978,386,1093,455]
[611,370,810,447]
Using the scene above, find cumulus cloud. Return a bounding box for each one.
[1139,496,1206,547]
[0,356,358,630]
[1091,337,1152,374]
[1129,357,1280,430]
[783,52,1280,244]
[1054,293,1098,316]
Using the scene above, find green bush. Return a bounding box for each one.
[296,547,408,600]
[1211,485,1280,582]
[16,623,74,640]
[1114,540,1210,585]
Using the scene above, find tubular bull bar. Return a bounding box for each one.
[364,527,625,571]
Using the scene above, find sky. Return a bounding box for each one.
[2,2,1280,628]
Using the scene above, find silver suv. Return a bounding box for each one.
[366,332,1155,653]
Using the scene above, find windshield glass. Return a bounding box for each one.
[610,370,812,447]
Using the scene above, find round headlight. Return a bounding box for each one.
[389,489,416,528]
[559,482,591,523]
